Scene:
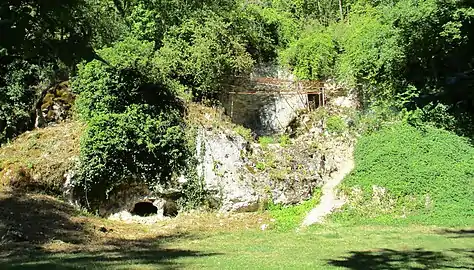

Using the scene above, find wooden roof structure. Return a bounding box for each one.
[225,77,325,96]
[224,77,327,119]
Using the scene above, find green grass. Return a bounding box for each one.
[258,136,275,148]
[268,190,322,231]
[1,225,472,269]
[333,122,474,226]
[0,189,472,270]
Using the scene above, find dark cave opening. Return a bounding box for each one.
[131,201,158,217]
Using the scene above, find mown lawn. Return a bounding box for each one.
[1,223,472,269]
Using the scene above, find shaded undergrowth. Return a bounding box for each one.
[0,192,219,269]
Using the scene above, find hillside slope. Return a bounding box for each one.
[334,123,474,226]
[0,121,84,195]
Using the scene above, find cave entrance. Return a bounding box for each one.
[131,201,158,217]
[308,93,321,110]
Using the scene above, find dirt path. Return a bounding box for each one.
[302,150,354,227]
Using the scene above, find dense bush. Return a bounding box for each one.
[73,38,157,119]
[0,0,120,144]
[120,0,238,43]
[335,122,474,226]
[335,5,404,102]
[325,115,347,134]
[233,3,301,61]
[79,104,187,202]
[0,61,48,144]
[280,27,337,80]
[73,38,188,205]
[155,14,254,100]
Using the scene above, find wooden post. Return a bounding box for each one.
[322,88,326,107]
[230,93,234,121]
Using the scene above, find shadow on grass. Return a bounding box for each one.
[0,192,220,269]
[438,229,474,238]
[328,248,474,270]
[0,235,219,269]
[0,191,87,244]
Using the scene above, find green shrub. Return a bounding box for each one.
[278,135,291,147]
[78,104,187,205]
[72,38,159,120]
[154,14,254,100]
[73,38,189,208]
[0,60,49,144]
[280,26,337,80]
[336,5,404,99]
[258,136,275,148]
[326,116,347,134]
[233,125,253,142]
[334,122,474,226]
[256,162,266,171]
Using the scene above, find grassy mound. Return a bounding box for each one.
[334,122,474,226]
[0,121,84,194]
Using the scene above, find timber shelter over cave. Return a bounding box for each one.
[222,75,327,136]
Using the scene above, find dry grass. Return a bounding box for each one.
[0,191,272,266]
[185,103,230,128]
[0,121,84,194]
[185,103,253,140]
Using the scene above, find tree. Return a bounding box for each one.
[0,0,112,143]
[73,38,189,208]
[0,0,99,66]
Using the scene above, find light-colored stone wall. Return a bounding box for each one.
[222,64,310,135]
[226,93,308,136]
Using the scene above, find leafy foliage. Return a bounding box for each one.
[0,61,39,143]
[155,14,254,100]
[0,0,95,66]
[73,38,157,119]
[0,0,119,144]
[258,136,275,148]
[280,27,337,80]
[79,105,187,203]
[73,38,188,206]
[335,5,404,102]
[326,116,347,134]
[335,122,474,226]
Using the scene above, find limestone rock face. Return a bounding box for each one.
[64,105,354,218]
[65,126,353,218]
[189,126,354,212]
[37,81,75,128]
[195,129,259,212]
[227,94,308,136]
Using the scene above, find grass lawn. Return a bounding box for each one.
[0,193,472,270]
[1,225,473,269]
